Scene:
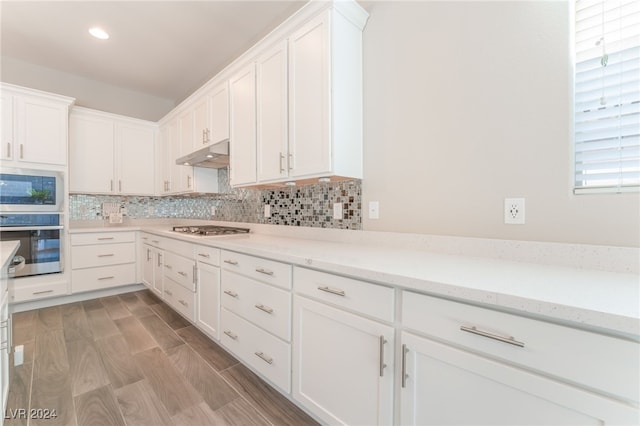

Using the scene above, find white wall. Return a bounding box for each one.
[1,56,174,121]
[361,1,639,247]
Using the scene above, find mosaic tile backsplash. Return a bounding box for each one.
[69,169,362,230]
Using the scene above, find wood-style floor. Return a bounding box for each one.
[5,290,318,426]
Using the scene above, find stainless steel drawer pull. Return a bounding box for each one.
[460,325,525,348]
[6,142,10,158]
[178,300,188,307]
[317,286,346,297]
[254,351,273,365]
[164,265,172,269]
[98,276,114,281]
[98,237,115,240]
[223,290,238,298]
[379,335,387,377]
[152,240,160,244]
[255,304,274,314]
[177,271,188,277]
[197,253,210,258]
[0,320,9,329]
[98,254,115,257]
[224,330,238,340]
[165,290,173,296]
[401,344,409,388]
[255,268,274,276]
[33,290,54,295]
[223,259,238,265]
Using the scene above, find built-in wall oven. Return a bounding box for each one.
[0,214,63,278]
[0,168,64,278]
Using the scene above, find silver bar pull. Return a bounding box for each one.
[157,253,162,267]
[254,351,273,365]
[187,175,192,189]
[379,335,387,377]
[197,253,210,258]
[98,276,114,281]
[224,330,238,340]
[255,268,274,276]
[146,249,151,261]
[460,325,525,348]
[401,344,408,388]
[151,240,160,244]
[288,153,293,171]
[223,259,238,265]
[110,180,114,191]
[164,264,172,270]
[165,290,173,296]
[98,237,115,240]
[6,142,11,158]
[97,254,115,257]
[223,290,238,298]
[33,290,54,295]
[279,152,285,173]
[317,286,346,297]
[193,265,197,284]
[177,271,187,277]
[19,143,23,159]
[255,304,273,315]
[178,299,188,307]
[119,180,122,192]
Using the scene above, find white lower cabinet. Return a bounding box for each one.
[292,295,394,425]
[196,246,221,340]
[161,242,196,321]
[141,244,163,296]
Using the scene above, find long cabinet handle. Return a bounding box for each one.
[146,249,152,261]
[33,290,53,295]
[255,268,274,276]
[110,180,114,192]
[224,330,238,340]
[98,237,115,241]
[98,276,114,281]
[6,142,10,158]
[157,253,162,267]
[164,264,172,269]
[165,290,173,296]
[177,271,188,277]
[401,344,408,388]
[178,299,188,307]
[97,254,115,257]
[223,259,238,265]
[255,304,273,315]
[460,325,525,348]
[254,351,273,365]
[119,180,122,192]
[317,286,345,297]
[223,290,238,298]
[379,335,387,377]
[193,265,197,285]
[197,253,210,258]
[19,143,23,159]
[279,152,285,173]
[288,153,293,171]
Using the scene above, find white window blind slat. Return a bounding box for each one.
[574,0,640,193]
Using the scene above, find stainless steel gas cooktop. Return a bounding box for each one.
[172,225,250,236]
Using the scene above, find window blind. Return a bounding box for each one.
[574,0,640,194]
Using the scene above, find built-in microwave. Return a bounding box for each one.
[0,168,63,212]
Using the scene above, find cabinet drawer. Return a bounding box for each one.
[194,245,220,266]
[294,267,394,323]
[71,231,136,245]
[221,270,291,341]
[71,263,136,293]
[163,277,196,322]
[402,291,640,403]
[221,250,291,289]
[164,239,194,259]
[139,233,168,248]
[71,243,136,269]
[163,251,195,291]
[220,308,291,393]
[11,281,68,303]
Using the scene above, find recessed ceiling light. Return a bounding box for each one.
[89,27,109,40]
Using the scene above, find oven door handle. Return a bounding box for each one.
[0,225,63,231]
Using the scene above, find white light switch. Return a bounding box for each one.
[210,206,216,216]
[368,201,380,219]
[264,204,271,218]
[333,202,343,219]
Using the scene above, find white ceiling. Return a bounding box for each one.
[1,0,307,118]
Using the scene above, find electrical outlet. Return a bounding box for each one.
[210,206,216,216]
[504,198,525,224]
[148,206,154,215]
[368,201,380,219]
[264,204,271,218]
[333,202,343,219]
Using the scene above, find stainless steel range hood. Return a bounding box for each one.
[176,140,229,168]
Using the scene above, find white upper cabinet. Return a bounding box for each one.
[229,63,257,186]
[209,82,230,145]
[69,107,157,195]
[0,83,74,167]
[193,95,210,148]
[257,40,289,183]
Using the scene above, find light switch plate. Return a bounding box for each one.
[264,204,271,218]
[333,202,343,219]
[368,201,380,219]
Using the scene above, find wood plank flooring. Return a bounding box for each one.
[6,290,318,426]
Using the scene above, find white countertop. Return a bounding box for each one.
[1,241,20,269]
[69,224,640,337]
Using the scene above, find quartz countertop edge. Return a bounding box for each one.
[1,241,20,269]
[70,226,640,337]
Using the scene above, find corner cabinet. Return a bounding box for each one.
[69,107,157,195]
[0,83,74,167]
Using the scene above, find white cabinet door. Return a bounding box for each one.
[69,113,115,193]
[193,95,210,148]
[210,82,230,145]
[16,95,69,165]
[142,244,163,296]
[1,93,13,161]
[292,295,394,425]
[159,121,175,194]
[400,331,638,426]
[229,63,257,186]
[178,108,194,157]
[288,11,331,179]
[118,123,156,195]
[257,40,289,183]
[196,261,220,340]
